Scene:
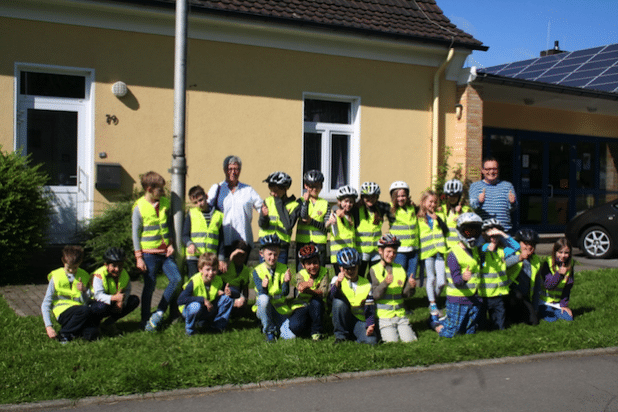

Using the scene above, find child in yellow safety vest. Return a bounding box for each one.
[326,185,358,274]
[296,170,330,270]
[253,234,309,342]
[417,190,449,323]
[258,172,301,265]
[293,243,330,340]
[177,253,234,336]
[387,181,420,280]
[132,171,182,332]
[369,234,417,343]
[218,239,252,312]
[438,179,473,249]
[182,185,224,277]
[355,182,391,278]
[41,245,99,343]
[538,237,574,322]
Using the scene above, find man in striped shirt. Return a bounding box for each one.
[469,157,517,234]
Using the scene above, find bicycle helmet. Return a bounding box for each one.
[360,181,381,197]
[263,171,292,189]
[456,213,483,248]
[298,242,320,261]
[377,233,401,249]
[336,247,361,268]
[303,170,324,185]
[482,218,503,232]
[514,228,540,245]
[103,247,126,263]
[389,181,409,195]
[259,234,281,249]
[443,179,464,196]
[336,185,358,200]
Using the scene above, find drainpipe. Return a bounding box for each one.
[171,0,188,253]
[431,48,455,184]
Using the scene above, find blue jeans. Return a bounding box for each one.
[538,304,573,322]
[182,295,234,335]
[141,254,182,324]
[331,298,377,344]
[307,298,325,335]
[480,296,506,330]
[394,250,419,280]
[255,294,308,338]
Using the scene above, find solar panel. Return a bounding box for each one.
[479,43,618,96]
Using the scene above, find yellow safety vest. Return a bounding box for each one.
[445,244,481,298]
[330,215,356,263]
[371,262,407,318]
[479,248,510,297]
[49,267,90,318]
[252,262,292,315]
[133,196,171,250]
[340,276,372,321]
[418,216,447,260]
[296,198,328,244]
[540,257,573,304]
[356,207,382,254]
[258,196,300,244]
[178,273,223,313]
[92,266,130,295]
[186,208,224,257]
[438,205,472,248]
[389,204,419,249]
[289,267,329,310]
[219,262,251,289]
[506,253,543,301]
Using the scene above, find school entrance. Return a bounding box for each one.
[483,128,618,234]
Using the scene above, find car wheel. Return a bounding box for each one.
[581,226,613,259]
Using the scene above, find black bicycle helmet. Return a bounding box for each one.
[103,247,126,263]
[515,228,540,244]
[263,171,292,189]
[260,234,281,249]
[303,170,324,185]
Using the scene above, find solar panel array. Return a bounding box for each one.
[479,43,618,94]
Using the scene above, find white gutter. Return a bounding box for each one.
[431,47,455,183]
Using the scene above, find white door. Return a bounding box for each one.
[15,69,93,244]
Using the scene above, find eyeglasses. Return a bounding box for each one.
[483,167,498,171]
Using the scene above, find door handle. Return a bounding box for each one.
[547,184,553,198]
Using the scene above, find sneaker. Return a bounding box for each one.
[145,312,163,332]
[266,333,277,343]
[429,303,439,315]
[427,317,442,330]
[57,333,73,344]
[311,333,325,341]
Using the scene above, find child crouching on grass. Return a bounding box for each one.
[177,253,233,336]
[369,234,417,343]
[538,237,574,322]
[431,213,484,338]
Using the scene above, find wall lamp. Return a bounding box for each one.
[455,104,463,120]
[111,81,128,98]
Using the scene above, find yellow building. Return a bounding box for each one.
[1,0,486,243]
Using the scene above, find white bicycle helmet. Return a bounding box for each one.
[443,179,464,196]
[264,171,292,189]
[456,213,483,248]
[336,185,358,200]
[378,233,401,249]
[360,181,381,196]
[482,218,503,232]
[389,181,409,195]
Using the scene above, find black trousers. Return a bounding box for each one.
[57,305,99,341]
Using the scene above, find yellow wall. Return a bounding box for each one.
[1,16,455,229]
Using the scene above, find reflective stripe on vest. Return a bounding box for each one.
[506,253,543,300]
[50,268,90,318]
[330,215,356,263]
[371,262,407,318]
[133,196,171,250]
[296,198,328,244]
[418,217,447,260]
[479,248,510,297]
[340,276,372,321]
[438,205,472,248]
[289,267,329,310]
[356,207,382,253]
[258,196,299,243]
[389,204,419,249]
[540,257,572,304]
[178,273,223,313]
[187,208,224,257]
[93,266,130,295]
[446,245,481,298]
[253,262,291,315]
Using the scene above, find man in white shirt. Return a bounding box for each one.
[208,155,263,264]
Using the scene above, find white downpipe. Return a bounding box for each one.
[431,48,455,183]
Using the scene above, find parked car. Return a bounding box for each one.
[565,198,618,259]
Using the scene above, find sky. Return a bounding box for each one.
[438,0,618,69]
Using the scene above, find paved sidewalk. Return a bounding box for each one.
[0,282,162,317]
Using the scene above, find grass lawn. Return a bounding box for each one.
[1,267,617,405]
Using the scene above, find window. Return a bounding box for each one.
[303,95,360,200]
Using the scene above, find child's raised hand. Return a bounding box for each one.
[187,244,196,255]
[509,190,516,204]
[327,212,337,226]
[261,204,269,216]
[284,269,292,283]
[262,275,270,289]
[335,209,345,218]
[384,272,393,285]
[366,324,375,336]
[336,270,345,286]
[303,191,310,201]
[75,280,86,293]
[462,267,472,282]
[204,299,214,312]
[558,264,569,275]
[219,260,228,273]
[455,204,462,213]
[224,283,232,297]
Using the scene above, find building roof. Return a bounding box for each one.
[106,0,487,50]
[477,43,618,97]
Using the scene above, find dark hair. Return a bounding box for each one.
[390,187,412,215]
[551,237,573,271]
[482,157,499,168]
[188,185,206,199]
[140,171,165,190]
[198,252,219,271]
[62,245,84,266]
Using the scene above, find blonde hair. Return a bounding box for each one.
[417,190,438,220]
[198,252,219,271]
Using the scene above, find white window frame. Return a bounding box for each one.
[302,93,360,202]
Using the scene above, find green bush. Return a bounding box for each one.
[0,147,51,284]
